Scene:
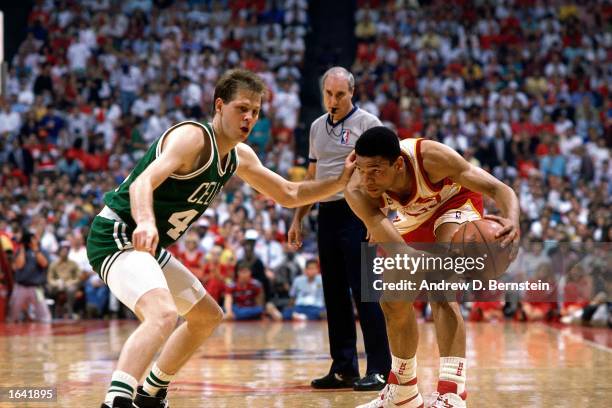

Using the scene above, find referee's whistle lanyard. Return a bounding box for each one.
[325,106,358,138]
[325,116,346,138]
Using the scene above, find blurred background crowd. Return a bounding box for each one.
[0,0,609,327]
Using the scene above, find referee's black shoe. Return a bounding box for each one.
[311,372,359,389]
[353,373,387,391]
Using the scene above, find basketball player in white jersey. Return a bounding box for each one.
[346,127,519,408]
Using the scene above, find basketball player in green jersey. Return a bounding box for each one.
[88,69,357,408]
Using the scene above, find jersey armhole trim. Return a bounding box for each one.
[378,195,387,209]
[231,146,239,175]
[210,123,234,177]
[156,121,215,180]
[415,138,445,192]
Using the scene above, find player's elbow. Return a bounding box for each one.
[274,183,299,208]
[281,190,300,208]
[344,186,361,209]
[344,194,368,222]
[493,181,517,202]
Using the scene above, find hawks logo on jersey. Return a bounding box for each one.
[400,194,443,217]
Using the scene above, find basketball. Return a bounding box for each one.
[451,219,513,280]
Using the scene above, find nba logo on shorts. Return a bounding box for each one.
[340,129,350,145]
[455,211,462,219]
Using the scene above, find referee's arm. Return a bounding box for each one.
[288,162,316,248]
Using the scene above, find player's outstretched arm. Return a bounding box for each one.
[288,162,316,249]
[421,140,520,249]
[129,124,205,255]
[235,143,355,208]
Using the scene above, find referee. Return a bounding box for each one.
[289,67,390,391]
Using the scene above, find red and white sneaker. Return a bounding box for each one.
[427,380,467,408]
[427,392,466,408]
[355,372,424,408]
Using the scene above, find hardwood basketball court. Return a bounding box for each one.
[0,320,610,407]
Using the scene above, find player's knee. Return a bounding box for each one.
[199,302,223,327]
[151,305,179,337]
[210,304,224,326]
[380,301,413,320]
[430,301,460,316]
[186,298,223,330]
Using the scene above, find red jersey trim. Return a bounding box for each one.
[385,154,418,206]
[415,138,445,192]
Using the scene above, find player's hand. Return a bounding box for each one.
[339,150,357,185]
[132,221,159,256]
[484,214,520,260]
[288,220,303,249]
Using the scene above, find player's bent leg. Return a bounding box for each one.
[154,294,223,374]
[379,301,419,359]
[135,255,222,407]
[102,250,178,408]
[426,222,470,407]
[356,301,423,408]
[429,301,465,357]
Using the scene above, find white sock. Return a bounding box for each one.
[142,362,174,397]
[391,354,417,384]
[105,370,138,404]
[388,355,422,407]
[439,357,467,396]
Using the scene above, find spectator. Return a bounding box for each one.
[174,231,205,278]
[561,264,592,318]
[223,262,264,321]
[7,231,52,323]
[282,259,325,321]
[272,80,301,130]
[84,272,109,318]
[270,249,303,311]
[46,241,81,319]
[517,263,559,322]
[201,245,232,305]
[238,229,282,321]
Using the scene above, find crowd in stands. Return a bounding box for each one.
[351,0,610,325]
[0,0,610,327]
[0,0,318,323]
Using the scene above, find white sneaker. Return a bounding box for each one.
[355,384,389,408]
[356,373,424,408]
[427,392,466,408]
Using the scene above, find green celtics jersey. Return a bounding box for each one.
[104,121,238,249]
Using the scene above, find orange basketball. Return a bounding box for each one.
[451,219,513,280]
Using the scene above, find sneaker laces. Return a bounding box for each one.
[386,383,400,402]
[429,392,453,408]
[358,384,390,408]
